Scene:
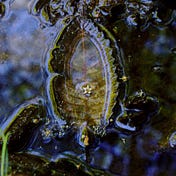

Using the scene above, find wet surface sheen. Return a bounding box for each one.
[0,0,176,176]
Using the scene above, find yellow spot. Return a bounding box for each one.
[76,164,81,169]
[43,129,51,137]
[120,76,128,82]
[32,118,39,124]
[83,134,89,146]
[110,118,113,122]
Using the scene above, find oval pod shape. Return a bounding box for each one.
[47,17,121,133]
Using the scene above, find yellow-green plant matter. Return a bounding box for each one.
[0,130,10,176]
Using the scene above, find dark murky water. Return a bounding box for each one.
[0,0,176,175]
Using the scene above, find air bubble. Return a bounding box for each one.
[171,47,176,54]
[152,64,163,73]
[169,131,176,148]
[126,15,137,26]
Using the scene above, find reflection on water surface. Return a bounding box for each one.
[0,0,176,175]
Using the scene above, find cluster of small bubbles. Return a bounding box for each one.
[41,126,53,143]
[122,0,175,30]
[54,124,69,138]
[125,0,153,30]
[40,119,70,143]
[91,1,125,24]
[31,0,75,26]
